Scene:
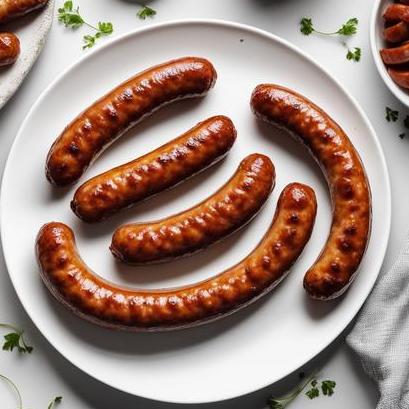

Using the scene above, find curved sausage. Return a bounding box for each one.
[110,154,275,264]
[0,0,48,24]
[388,67,409,88]
[251,84,371,300]
[36,183,317,331]
[383,4,409,23]
[46,57,217,187]
[384,22,409,43]
[0,32,19,67]
[380,42,409,65]
[71,116,237,223]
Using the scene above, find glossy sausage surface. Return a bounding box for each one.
[383,4,409,23]
[380,42,409,65]
[388,67,409,88]
[0,0,47,23]
[71,116,237,223]
[384,22,409,43]
[251,84,371,300]
[46,57,217,187]
[36,183,317,331]
[110,154,275,264]
[0,32,19,66]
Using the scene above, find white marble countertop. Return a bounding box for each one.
[1,0,407,407]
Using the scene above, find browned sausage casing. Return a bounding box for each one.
[71,116,237,223]
[36,183,317,331]
[110,153,275,264]
[0,0,48,24]
[46,57,217,187]
[0,32,19,67]
[251,84,371,300]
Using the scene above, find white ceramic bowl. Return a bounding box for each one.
[371,0,409,106]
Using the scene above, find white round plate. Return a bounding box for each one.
[370,0,409,107]
[1,20,390,404]
[0,0,54,109]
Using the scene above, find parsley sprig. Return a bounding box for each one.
[268,374,336,408]
[48,396,63,409]
[346,47,361,62]
[300,17,361,62]
[0,323,33,354]
[137,5,157,20]
[386,106,399,122]
[58,1,113,49]
[385,107,409,139]
[300,17,358,37]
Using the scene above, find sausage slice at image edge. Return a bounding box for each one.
[251,84,372,300]
[110,153,275,264]
[46,56,218,187]
[36,183,317,332]
[71,115,237,223]
[0,32,20,67]
[0,0,48,24]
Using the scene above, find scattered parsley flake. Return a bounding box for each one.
[386,107,399,122]
[48,396,63,409]
[346,47,361,62]
[0,323,33,354]
[137,5,157,20]
[321,380,336,396]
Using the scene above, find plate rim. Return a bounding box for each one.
[0,0,55,110]
[0,18,392,404]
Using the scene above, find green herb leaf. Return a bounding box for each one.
[386,107,399,122]
[404,115,409,129]
[305,383,320,399]
[48,396,63,409]
[0,323,33,354]
[300,16,358,37]
[337,18,359,36]
[98,21,113,34]
[137,5,157,20]
[321,380,336,396]
[57,1,84,28]
[268,373,317,408]
[300,17,314,35]
[346,47,361,62]
[58,1,114,49]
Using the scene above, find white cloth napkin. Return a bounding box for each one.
[347,235,409,409]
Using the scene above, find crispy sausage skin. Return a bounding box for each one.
[384,22,409,43]
[383,4,409,23]
[251,84,371,300]
[36,183,317,331]
[0,32,19,66]
[388,67,409,88]
[0,0,48,24]
[380,42,409,65]
[110,154,275,264]
[71,116,237,223]
[46,57,217,187]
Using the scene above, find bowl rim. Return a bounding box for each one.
[370,0,409,107]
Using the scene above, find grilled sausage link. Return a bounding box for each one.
[0,32,19,66]
[36,183,317,331]
[71,116,237,223]
[0,0,48,24]
[110,154,275,264]
[46,57,217,187]
[251,84,371,300]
